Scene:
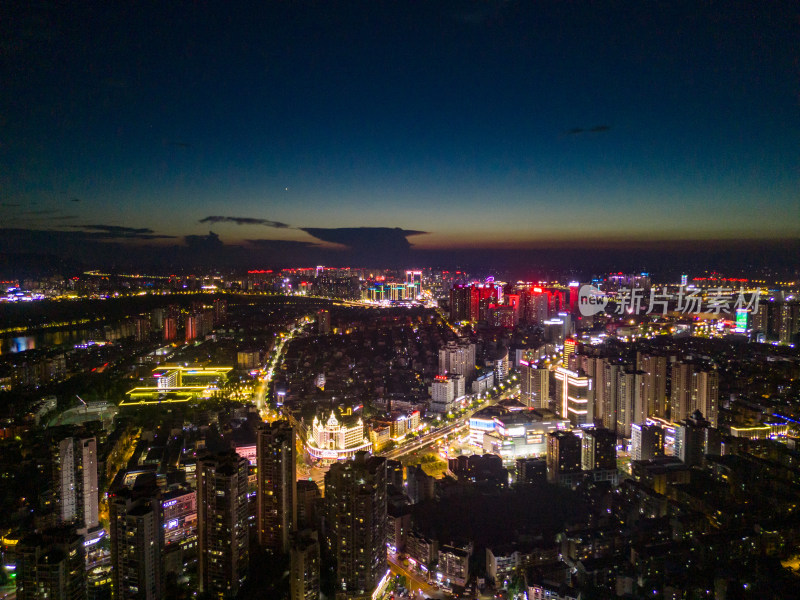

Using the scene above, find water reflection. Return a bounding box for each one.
[0,329,92,355]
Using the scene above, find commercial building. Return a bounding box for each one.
[471,368,495,395]
[123,365,233,406]
[479,410,571,465]
[554,367,593,427]
[306,411,372,462]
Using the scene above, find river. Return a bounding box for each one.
[0,328,97,355]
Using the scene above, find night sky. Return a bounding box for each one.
[1,1,798,272]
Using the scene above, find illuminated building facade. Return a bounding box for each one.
[563,338,577,368]
[54,434,99,534]
[163,316,177,342]
[438,340,476,381]
[554,367,593,427]
[480,411,571,464]
[124,365,232,406]
[307,412,372,462]
[161,489,197,555]
[449,283,502,322]
[405,270,422,297]
[520,361,550,408]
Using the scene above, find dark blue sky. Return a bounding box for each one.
[1,0,798,265]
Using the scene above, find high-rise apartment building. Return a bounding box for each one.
[670,363,719,426]
[546,430,581,485]
[290,530,321,600]
[257,421,297,554]
[449,283,502,323]
[324,452,388,600]
[598,359,622,432]
[16,527,86,600]
[163,316,177,341]
[554,367,593,427]
[581,427,617,471]
[674,410,711,467]
[109,492,162,600]
[53,434,99,533]
[616,370,646,438]
[197,451,250,598]
[631,423,664,461]
[520,363,550,409]
[316,309,331,334]
[638,353,668,419]
[779,301,800,345]
[185,313,202,342]
[438,340,476,381]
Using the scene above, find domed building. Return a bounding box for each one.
[306,410,372,462]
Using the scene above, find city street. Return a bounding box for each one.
[381,384,520,461]
[387,554,448,599]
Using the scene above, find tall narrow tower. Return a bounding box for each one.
[197,451,250,598]
[257,420,297,553]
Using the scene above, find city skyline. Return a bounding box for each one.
[1,1,798,271]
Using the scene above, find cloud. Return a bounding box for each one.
[300,227,427,255]
[246,239,319,249]
[185,231,223,249]
[199,215,290,228]
[73,224,176,239]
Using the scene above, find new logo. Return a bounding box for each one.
[578,285,609,316]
